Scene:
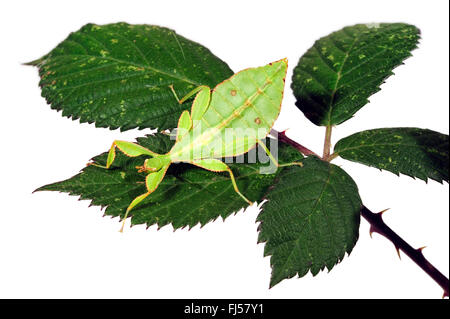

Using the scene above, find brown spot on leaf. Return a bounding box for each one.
[230,90,236,96]
[255,117,261,124]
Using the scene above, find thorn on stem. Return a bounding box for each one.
[369,225,377,238]
[417,246,427,253]
[276,129,288,137]
[378,208,390,216]
[395,245,401,260]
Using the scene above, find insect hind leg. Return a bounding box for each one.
[191,159,253,206]
[258,140,303,168]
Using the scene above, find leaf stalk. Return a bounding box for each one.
[323,125,333,161]
[270,129,319,158]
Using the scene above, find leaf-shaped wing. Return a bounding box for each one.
[170,59,287,161]
[27,23,233,131]
[334,128,449,183]
[291,23,420,126]
[36,134,303,230]
[257,157,362,287]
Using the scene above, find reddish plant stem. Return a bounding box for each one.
[272,128,449,297]
[270,129,320,158]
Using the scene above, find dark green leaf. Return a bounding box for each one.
[27,23,233,131]
[291,23,420,126]
[36,134,303,230]
[257,157,362,287]
[334,128,449,183]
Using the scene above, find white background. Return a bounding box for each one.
[0,0,448,299]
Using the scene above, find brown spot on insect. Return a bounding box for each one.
[230,89,237,96]
[136,165,157,173]
[254,117,261,125]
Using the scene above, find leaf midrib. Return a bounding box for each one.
[335,142,446,155]
[273,164,333,279]
[324,33,359,126]
[43,53,201,87]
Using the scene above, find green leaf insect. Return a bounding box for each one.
[90,59,303,232]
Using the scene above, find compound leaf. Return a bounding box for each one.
[257,156,362,287]
[291,23,420,126]
[27,22,233,131]
[334,128,449,183]
[36,134,303,230]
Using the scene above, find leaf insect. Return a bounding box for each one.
[90,59,303,232]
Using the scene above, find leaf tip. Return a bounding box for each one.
[32,187,43,194]
[32,184,52,193]
[268,277,279,289]
[23,58,43,67]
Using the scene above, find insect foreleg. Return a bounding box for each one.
[168,84,181,103]
[169,85,210,112]
[180,85,209,104]
[169,85,211,127]
[191,159,253,205]
[258,140,304,168]
[119,163,170,232]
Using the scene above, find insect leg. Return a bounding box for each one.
[88,140,158,169]
[169,85,206,104]
[169,85,210,127]
[176,110,192,142]
[119,163,170,232]
[258,140,303,168]
[191,159,253,205]
[189,86,210,122]
[168,84,181,103]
